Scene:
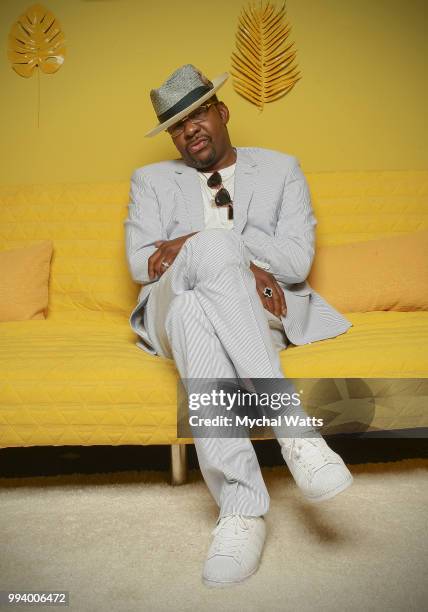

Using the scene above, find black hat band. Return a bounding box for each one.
[157,85,212,123]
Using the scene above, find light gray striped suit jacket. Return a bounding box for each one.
[124,147,352,354]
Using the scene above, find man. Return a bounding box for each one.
[124,64,354,588]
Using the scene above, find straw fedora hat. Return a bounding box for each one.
[145,64,229,138]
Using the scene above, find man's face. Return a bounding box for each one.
[168,100,231,170]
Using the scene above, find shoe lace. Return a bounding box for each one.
[284,438,332,475]
[210,514,254,558]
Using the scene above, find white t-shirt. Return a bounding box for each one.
[197,162,270,270]
[197,162,235,230]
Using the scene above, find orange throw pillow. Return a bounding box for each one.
[0,241,53,322]
[308,231,428,312]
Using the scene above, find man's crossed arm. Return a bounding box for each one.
[145,234,286,318]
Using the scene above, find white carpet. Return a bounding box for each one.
[1,459,427,612]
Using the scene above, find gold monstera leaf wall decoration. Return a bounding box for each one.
[8,3,66,127]
[231,0,300,111]
[8,3,65,77]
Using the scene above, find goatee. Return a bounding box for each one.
[186,146,217,170]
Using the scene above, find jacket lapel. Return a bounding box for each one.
[233,148,258,234]
[173,164,205,232]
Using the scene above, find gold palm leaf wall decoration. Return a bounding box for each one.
[231,0,301,111]
[8,3,66,78]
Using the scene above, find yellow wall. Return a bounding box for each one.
[0,0,427,184]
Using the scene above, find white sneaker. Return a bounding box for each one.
[280,437,353,503]
[202,514,266,588]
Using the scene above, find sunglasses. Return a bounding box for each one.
[207,171,234,220]
[167,101,218,138]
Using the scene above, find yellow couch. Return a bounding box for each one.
[1,170,427,481]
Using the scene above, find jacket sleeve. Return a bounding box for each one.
[123,169,164,284]
[240,157,317,285]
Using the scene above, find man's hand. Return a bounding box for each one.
[148,233,198,280]
[250,262,287,318]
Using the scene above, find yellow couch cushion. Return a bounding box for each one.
[0,241,53,322]
[308,170,428,246]
[282,311,428,378]
[0,312,426,447]
[308,231,428,312]
[0,183,137,316]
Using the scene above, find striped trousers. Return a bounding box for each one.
[144,229,315,518]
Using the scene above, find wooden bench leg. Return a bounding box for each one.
[170,444,188,485]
